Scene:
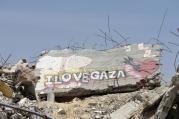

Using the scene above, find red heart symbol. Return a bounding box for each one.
[125,59,158,80]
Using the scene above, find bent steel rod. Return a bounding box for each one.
[0,102,52,119]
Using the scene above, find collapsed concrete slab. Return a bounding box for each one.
[155,86,177,119]
[110,86,168,119]
[35,44,161,101]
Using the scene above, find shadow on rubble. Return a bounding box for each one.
[142,93,179,119]
[48,85,139,103]
[48,84,159,103]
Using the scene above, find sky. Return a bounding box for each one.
[0,0,179,80]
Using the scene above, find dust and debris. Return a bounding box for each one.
[0,44,178,119]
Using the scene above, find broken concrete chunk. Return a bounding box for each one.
[35,44,161,99]
[57,108,66,115]
[10,113,23,119]
[110,86,169,119]
[0,112,8,119]
[155,86,178,119]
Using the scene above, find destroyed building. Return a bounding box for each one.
[0,43,179,119]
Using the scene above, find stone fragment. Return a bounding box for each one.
[57,108,66,115]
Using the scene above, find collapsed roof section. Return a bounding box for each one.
[35,43,161,97]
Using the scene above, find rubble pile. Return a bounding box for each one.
[0,67,178,119]
[0,94,37,119]
[0,84,178,119]
[0,60,51,119]
[35,86,168,119]
[0,44,179,119]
